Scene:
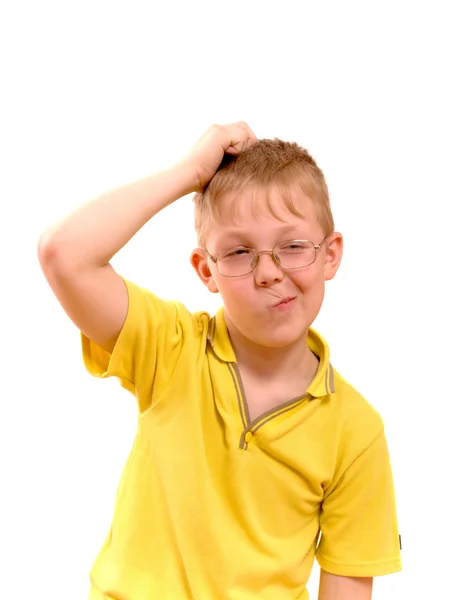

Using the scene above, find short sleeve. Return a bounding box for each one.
[316,429,402,577]
[81,278,197,413]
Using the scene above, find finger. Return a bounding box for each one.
[239,122,259,150]
[228,123,257,153]
[234,121,257,145]
[226,134,248,153]
[230,120,250,131]
[246,130,258,149]
[217,123,245,153]
[225,146,240,155]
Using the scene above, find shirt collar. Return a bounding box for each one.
[207,307,335,399]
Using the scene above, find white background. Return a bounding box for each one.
[1,1,475,598]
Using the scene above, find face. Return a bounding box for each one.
[191,187,343,352]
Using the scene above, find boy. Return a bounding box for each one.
[38,122,402,600]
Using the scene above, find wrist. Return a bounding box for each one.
[170,158,201,197]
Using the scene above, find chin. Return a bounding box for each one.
[248,323,309,349]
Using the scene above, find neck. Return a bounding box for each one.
[225,317,318,380]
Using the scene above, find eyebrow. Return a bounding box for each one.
[218,225,304,241]
[213,226,309,251]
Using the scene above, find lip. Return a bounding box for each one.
[272,296,296,309]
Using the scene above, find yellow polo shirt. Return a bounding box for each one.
[82,279,402,600]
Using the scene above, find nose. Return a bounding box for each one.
[253,250,284,286]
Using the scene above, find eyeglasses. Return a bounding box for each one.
[206,239,326,277]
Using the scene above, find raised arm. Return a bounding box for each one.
[37,122,257,353]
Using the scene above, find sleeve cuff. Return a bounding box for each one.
[317,553,402,577]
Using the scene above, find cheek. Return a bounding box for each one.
[291,269,324,293]
[216,279,250,304]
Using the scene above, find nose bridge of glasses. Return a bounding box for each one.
[253,248,281,268]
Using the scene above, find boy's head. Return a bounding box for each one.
[190,138,343,351]
[193,138,334,248]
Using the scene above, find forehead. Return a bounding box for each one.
[205,185,323,248]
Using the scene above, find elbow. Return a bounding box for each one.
[37,227,76,276]
[37,229,61,270]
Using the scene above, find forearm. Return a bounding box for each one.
[38,162,195,270]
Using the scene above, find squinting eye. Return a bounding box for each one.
[280,242,309,251]
[221,247,253,260]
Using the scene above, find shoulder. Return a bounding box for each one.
[308,327,384,450]
[123,278,212,338]
[332,368,383,425]
[326,367,385,465]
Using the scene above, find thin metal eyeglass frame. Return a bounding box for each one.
[205,238,327,277]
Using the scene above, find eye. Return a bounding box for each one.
[279,241,311,252]
[220,247,253,260]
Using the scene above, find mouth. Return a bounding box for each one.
[273,296,296,308]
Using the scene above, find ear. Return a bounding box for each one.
[323,232,343,281]
[190,248,219,293]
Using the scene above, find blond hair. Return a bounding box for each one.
[193,138,334,248]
